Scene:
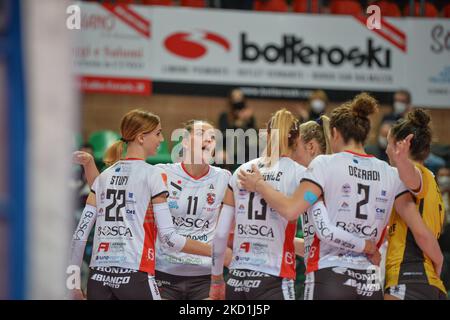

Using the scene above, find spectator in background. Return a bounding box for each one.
[306,90,328,122]
[294,103,309,124]
[425,152,446,175]
[219,88,256,132]
[365,119,395,162]
[437,166,450,225]
[382,89,412,122]
[218,88,257,170]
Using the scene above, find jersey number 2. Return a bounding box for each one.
[356,183,369,220]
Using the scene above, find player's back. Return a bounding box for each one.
[303,151,407,271]
[90,159,168,273]
[229,157,306,279]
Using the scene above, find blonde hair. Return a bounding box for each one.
[299,115,332,155]
[183,119,214,133]
[103,109,160,166]
[265,109,299,167]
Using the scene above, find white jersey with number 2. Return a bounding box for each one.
[302,151,408,272]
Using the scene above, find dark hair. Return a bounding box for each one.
[395,89,411,104]
[329,92,378,144]
[81,143,93,150]
[390,108,431,162]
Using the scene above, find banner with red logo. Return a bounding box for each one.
[149,8,406,100]
[74,3,450,107]
[73,3,152,95]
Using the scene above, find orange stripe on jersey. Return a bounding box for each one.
[280,221,297,279]
[139,203,157,275]
[306,235,321,274]
[161,173,168,187]
[377,226,388,249]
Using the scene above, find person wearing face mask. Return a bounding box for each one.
[365,120,394,163]
[382,90,412,123]
[218,88,257,170]
[219,88,256,131]
[307,90,328,121]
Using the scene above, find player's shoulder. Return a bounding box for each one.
[310,154,334,166]
[139,161,165,176]
[415,162,433,179]
[282,157,306,169]
[208,165,232,179]
[234,158,262,175]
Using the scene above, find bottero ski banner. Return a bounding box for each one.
[73,3,450,108]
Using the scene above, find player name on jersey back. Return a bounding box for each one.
[229,157,306,279]
[302,152,407,272]
[90,159,168,274]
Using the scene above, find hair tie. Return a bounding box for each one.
[120,137,127,143]
[315,117,323,127]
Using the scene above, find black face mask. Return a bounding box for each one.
[232,101,245,111]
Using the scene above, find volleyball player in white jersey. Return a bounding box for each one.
[238,93,424,300]
[210,110,308,300]
[154,120,231,300]
[210,109,378,300]
[69,110,213,300]
[74,120,232,300]
[293,118,379,271]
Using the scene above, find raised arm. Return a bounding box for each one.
[390,134,422,192]
[238,164,321,221]
[73,151,100,187]
[394,192,444,276]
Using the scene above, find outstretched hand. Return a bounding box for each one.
[237,164,263,192]
[392,133,414,163]
[73,151,94,166]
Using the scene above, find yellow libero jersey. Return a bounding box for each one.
[385,163,446,294]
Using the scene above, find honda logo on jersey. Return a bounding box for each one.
[164,30,231,60]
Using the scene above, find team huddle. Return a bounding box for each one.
[70,92,446,300]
